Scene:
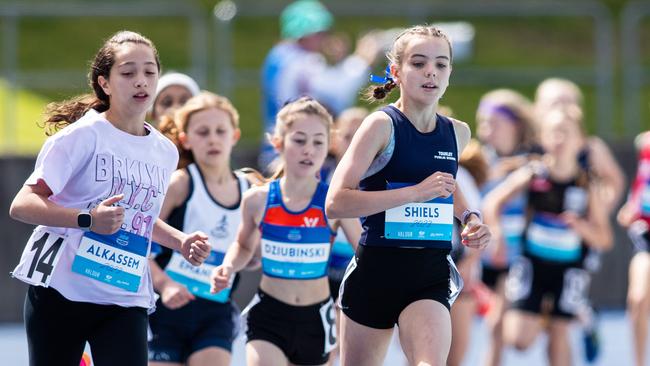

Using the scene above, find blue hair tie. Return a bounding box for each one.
[370,65,393,84]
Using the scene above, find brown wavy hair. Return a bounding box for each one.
[268,97,333,180]
[159,91,240,169]
[41,31,160,135]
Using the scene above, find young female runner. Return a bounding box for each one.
[9,31,209,366]
[483,105,613,366]
[325,25,491,366]
[211,96,361,366]
[148,92,259,366]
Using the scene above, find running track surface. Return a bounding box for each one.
[0,311,646,365]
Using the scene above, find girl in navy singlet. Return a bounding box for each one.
[210,97,361,366]
[148,92,260,366]
[483,105,613,366]
[325,25,491,366]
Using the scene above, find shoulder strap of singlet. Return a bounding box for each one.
[315,181,336,236]
[381,105,402,123]
[184,164,198,202]
[437,114,459,159]
[266,179,282,207]
[312,181,329,209]
[234,171,251,192]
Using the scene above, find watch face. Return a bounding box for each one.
[78,213,92,229]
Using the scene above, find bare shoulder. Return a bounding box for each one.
[634,131,650,151]
[586,135,616,160]
[359,110,392,136]
[587,135,608,150]
[166,169,191,203]
[448,117,471,152]
[242,184,269,213]
[351,110,393,154]
[449,117,471,136]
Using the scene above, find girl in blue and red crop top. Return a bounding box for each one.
[210,97,361,366]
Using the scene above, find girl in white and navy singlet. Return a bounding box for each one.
[326,25,491,366]
[210,97,361,366]
[482,106,613,366]
[148,92,260,366]
[10,32,210,366]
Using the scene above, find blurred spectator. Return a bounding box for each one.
[259,0,380,168]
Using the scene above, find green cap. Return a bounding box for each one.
[280,0,333,40]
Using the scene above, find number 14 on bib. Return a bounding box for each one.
[12,227,67,287]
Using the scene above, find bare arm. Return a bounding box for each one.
[158,170,190,222]
[10,180,80,228]
[10,179,125,235]
[335,218,362,251]
[482,166,534,263]
[211,187,266,293]
[148,169,196,307]
[326,112,411,218]
[483,167,533,233]
[223,188,265,272]
[588,137,625,213]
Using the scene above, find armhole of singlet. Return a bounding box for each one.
[317,181,337,237]
[185,164,197,202]
[259,180,277,229]
[445,115,460,163]
[362,112,396,180]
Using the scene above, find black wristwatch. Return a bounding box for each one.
[77,209,92,231]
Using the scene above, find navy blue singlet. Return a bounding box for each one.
[359,105,458,249]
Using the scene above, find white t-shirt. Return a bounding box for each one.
[18,109,178,309]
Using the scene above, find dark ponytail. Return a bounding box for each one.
[364,79,397,101]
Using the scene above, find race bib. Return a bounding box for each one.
[71,230,148,292]
[384,182,454,241]
[501,213,525,254]
[563,186,588,215]
[319,299,337,354]
[261,239,331,279]
[165,250,233,303]
[12,227,68,287]
[526,214,581,262]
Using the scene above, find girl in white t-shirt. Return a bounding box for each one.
[9,31,210,366]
